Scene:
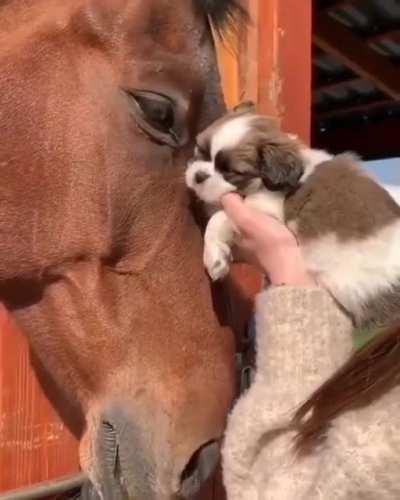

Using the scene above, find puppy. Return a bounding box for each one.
[186,102,400,329]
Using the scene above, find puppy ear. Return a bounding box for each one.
[233,101,256,114]
[258,143,304,191]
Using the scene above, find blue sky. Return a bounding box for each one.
[363,158,400,185]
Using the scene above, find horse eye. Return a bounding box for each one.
[126,89,183,148]
[134,94,174,132]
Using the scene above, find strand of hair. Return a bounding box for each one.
[292,323,400,454]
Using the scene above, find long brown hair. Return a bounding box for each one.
[292,323,400,454]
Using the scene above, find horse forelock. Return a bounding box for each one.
[193,0,247,37]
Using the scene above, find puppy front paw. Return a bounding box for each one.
[204,241,232,281]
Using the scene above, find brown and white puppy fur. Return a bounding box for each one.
[186,102,400,328]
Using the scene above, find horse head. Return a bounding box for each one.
[0,0,245,497]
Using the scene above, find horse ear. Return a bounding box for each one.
[258,142,303,191]
[233,101,256,114]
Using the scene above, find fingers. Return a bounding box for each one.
[221,193,255,234]
[221,193,281,238]
[221,193,298,247]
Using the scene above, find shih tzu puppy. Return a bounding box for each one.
[185,102,400,328]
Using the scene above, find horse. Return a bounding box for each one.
[0,1,246,498]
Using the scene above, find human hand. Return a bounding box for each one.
[221,193,316,286]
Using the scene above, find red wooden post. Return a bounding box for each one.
[212,2,311,497]
[217,0,311,137]
[216,0,312,323]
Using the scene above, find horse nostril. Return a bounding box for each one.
[179,440,220,498]
[97,419,129,500]
[194,171,210,184]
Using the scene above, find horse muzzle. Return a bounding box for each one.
[79,403,221,500]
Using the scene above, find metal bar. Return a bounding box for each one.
[0,473,86,500]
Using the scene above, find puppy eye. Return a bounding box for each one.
[215,151,230,173]
[195,143,211,161]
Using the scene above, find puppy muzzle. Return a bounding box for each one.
[185,160,237,205]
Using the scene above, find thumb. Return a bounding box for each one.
[221,193,255,234]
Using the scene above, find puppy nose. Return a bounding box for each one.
[194,171,210,184]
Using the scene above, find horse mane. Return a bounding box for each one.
[194,0,248,37]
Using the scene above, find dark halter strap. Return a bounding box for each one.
[236,315,256,395]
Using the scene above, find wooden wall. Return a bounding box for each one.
[0,305,80,494]
[0,1,311,497]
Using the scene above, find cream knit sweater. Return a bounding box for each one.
[223,287,400,499]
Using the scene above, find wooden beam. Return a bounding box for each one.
[315,98,393,120]
[319,0,368,11]
[315,76,363,92]
[368,29,400,45]
[313,13,400,99]
[313,30,400,94]
[313,116,400,160]
[314,30,400,93]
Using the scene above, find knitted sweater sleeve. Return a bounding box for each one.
[223,286,400,500]
[222,286,353,499]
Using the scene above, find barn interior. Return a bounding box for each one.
[312,0,400,166]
